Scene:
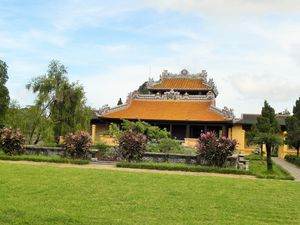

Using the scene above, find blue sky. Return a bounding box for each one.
[1,0,300,116]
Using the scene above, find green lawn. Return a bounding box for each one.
[0,162,300,225]
[0,153,89,164]
[245,154,293,180]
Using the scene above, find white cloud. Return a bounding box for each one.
[81,64,150,108]
[144,0,300,16]
[231,75,299,102]
[51,0,140,31]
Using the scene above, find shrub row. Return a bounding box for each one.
[116,161,294,180]
[285,155,300,167]
[0,154,89,165]
[116,161,252,175]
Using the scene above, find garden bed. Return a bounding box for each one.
[285,155,300,167]
[117,155,295,180]
[0,154,89,165]
[116,162,252,176]
[245,154,294,180]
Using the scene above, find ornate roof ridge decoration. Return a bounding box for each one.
[130,90,215,101]
[97,103,130,116]
[210,106,235,119]
[97,91,218,117]
[147,69,219,96]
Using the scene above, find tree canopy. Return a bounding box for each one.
[0,60,10,125]
[251,101,282,170]
[286,97,300,156]
[26,60,92,144]
[137,82,149,94]
[117,98,123,105]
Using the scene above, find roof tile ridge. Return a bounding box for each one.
[97,103,131,117]
[210,105,234,120]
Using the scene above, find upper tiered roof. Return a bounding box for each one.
[147,69,218,96]
[97,69,234,122]
[148,78,210,91]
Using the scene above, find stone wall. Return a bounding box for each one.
[24,146,98,159]
[142,152,197,164]
[23,146,238,167]
[142,152,238,167]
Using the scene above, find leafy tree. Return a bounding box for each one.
[137,82,149,94]
[252,101,282,170]
[121,120,169,141]
[117,98,123,105]
[5,101,54,145]
[0,60,10,125]
[246,124,264,156]
[27,60,92,144]
[285,98,300,157]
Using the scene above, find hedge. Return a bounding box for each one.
[0,154,89,165]
[116,161,253,175]
[285,155,300,167]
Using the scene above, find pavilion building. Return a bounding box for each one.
[92,69,235,140]
[91,68,298,158]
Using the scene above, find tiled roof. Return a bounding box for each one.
[235,114,289,126]
[148,78,210,90]
[100,100,230,122]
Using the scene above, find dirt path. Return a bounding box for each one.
[0,160,257,180]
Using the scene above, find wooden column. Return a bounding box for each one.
[204,125,207,133]
[91,124,96,144]
[222,125,228,137]
[170,124,173,137]
[185,124,190,138]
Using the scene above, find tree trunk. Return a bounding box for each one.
[297,147,299,157]
[260,144,264,156]
[266,144,272,171]
[33,130,41,145]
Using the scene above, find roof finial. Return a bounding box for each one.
[181,69,189,75]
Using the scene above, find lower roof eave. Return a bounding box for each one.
[97,117,233,124]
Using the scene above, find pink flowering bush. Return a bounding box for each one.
[0,127,25,155]
[118,130,147,162]
[64,131,92,159]
[197,132,237,167]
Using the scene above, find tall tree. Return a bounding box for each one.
[0,60,10,125]
[286,98,300,157]
[252,101,282,170]
[5,101,54,145]
[117,98,123,105]
[137,82,149,94]
[27,60,91,144]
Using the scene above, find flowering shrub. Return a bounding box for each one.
[64,131,92,159]
[197,132,237,167]
[118,130,147,161]
[0,127,25,155]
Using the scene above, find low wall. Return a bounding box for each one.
[24,146,98,159]
[98,135,118,146]
[183,138,198,148]
[278,145,297,159]
[142,152,238,167]
[23,146,238,167]
[142,152,197,164]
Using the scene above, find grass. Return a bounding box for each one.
[245,154,294,180]
[0,154,89,165]
[117,161,252,175]
[0,162,299,225]
[117,154,294,180]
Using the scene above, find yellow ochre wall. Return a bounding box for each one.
[231,125,297,158]
[230,125,255,154]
